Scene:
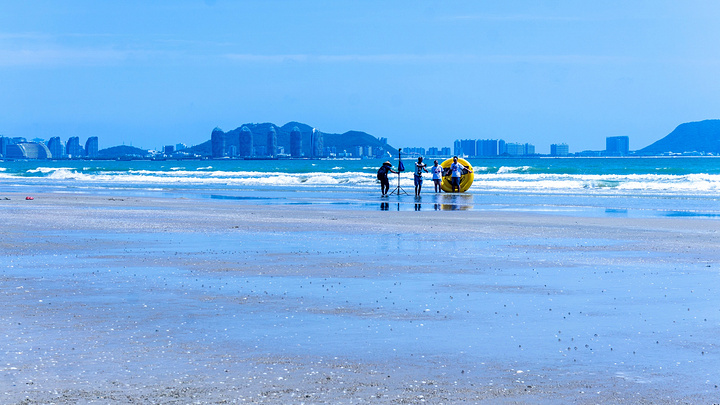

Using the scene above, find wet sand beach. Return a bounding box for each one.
[2,192,719,404]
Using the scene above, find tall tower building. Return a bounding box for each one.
[606,136,629,156]
[47,137,64,159]
[477,139,498,156]
[290,126,303,158]
[453,140,462,156]
[66,136,81,158]
[311,128,323,158]
[550,143,569,156]
[211,127,225,158]
[85,136,99,158]
[460,139,477,157]
[239,126,253,157]
[267,127,277,157]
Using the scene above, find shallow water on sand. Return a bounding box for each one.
[3,225,719,400]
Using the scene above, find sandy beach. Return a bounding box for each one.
[2,191,719,404]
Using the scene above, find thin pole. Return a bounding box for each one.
[397,148,401,191]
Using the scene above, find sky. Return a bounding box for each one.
[1,0,720,153]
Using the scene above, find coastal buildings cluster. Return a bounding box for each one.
[211,126,328,158]
[210,125,389,159]
[0,135,99,159]
[402,136,630,158]
[8,118,720,160]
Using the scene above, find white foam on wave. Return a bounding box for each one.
[10,166,720,197]
[40,168,380,188]
[473,172,720,195]
[27,167,74,174]
[496,166,531,174]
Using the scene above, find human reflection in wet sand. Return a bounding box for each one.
[380,202,389,211]
[414,196,422,211]
[437,193,474,211]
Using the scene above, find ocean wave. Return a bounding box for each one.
[6,165,720,197]
[26,167,74,174]
[496,166,531,174]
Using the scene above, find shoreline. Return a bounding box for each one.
[2,191,719,403]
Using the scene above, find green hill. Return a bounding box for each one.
[186,122,397,157]
[639,120,720,155]
[98,145,150,159]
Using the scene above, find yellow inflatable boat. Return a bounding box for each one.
[440,158,474,193]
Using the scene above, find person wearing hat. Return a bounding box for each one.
[376,161,397,196]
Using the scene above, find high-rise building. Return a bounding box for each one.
[505,143,524,156]
[524,143,535,155]
[290,126,303,157]
[498,140,507,155]
[441,147,451,156]
[85,136,99,158]
[211,128,225,158]
[267,127,277,157]
[47,137,64,159]
[355,146,363,157]
[66,136,82,158]
[311,128,323,158]
[477,139,498,156]
[6,142,52,159]
[239,126,253,157]
[550,143,569,156]
[164,145,175,155]
[453,140,462,156]
[460,139,477,157]
[0,136,8,157]
[606,136,629,156]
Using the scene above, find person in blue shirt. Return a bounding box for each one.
[450,156,471,192]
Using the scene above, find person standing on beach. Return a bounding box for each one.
[431,160,443,193]
[450,156,471,193]
[413,156,428,197]
[377,161,397,197]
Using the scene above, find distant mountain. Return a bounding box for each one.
[98,145,149,159]
[186,121,397,157]
[639,120,720,155]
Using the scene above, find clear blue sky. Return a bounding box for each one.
[2,1,719,153]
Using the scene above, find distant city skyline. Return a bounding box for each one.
[2,2,719,152]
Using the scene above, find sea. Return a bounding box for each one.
[2,156,720,217]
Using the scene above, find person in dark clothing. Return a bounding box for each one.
[377,161,397,196]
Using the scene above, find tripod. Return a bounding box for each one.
[389,148,409,196]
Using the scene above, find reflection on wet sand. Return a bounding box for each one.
[379,193,474,211]
[437,193,473,211]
